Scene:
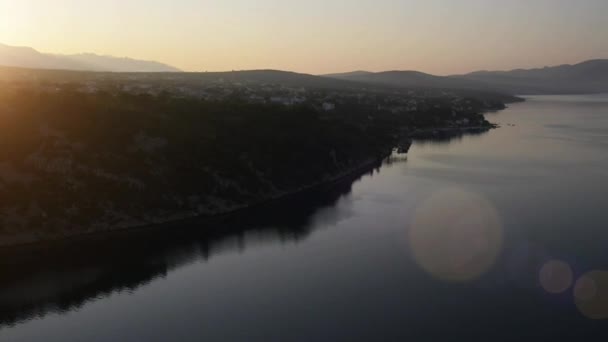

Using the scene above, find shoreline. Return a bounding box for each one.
[0,152,389,250]
[0,105,509,250]
[408,124,497,140]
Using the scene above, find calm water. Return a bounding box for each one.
[2,95,608,341]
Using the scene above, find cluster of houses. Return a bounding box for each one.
[2,73,481,119]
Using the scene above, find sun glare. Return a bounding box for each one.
[0,1,33,45]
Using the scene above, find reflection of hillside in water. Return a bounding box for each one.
[0,130,497,329]
[0,162,389,328]
[412,128,490,145]
[0,131,499,329]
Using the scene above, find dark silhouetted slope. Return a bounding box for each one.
[325,60,608,94]
[186,69,362,89]
[457,60,608,94]
[324,70,491,91]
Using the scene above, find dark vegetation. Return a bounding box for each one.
[0,170,362,327]
[0,90,379,238]
[0,67,516,245]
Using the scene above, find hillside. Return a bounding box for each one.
[0,43,181,72]
[324,70,487,91]
[0,65,519,105]
[182,69,362,89]
[0,65,371,90]
[325,59,608,95]
[457,60,608,94]
[0,70,509,246]
[323,71,374,79]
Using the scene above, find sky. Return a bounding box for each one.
[0,0,607,75]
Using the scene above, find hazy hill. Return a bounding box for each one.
[0,66,387,91]
[182,69,361,89]
[0,44,90,71]
[0,43,181,72]
[457,60,608,94]
[324,70,490,91]
[0,65,521,107]
[325,60,608,95]
[62,53,182,72]
[323,71,374,79]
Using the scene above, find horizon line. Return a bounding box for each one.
[1,42,606,76]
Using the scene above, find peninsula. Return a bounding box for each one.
[0,66,520,246]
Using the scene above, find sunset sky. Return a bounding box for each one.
[1,0,606,74]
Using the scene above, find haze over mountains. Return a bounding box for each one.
[0,43,181,72]
[1,43,606,94]
[325,60,608,95]
[456,60,608,94]
[324,70,486,91]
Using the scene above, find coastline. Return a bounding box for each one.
[0,152,389,250]
[0,104,512,249]
[408,124,498,140]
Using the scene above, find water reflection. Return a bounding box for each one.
[0,164,379,328]
[5,96,608,341]
[411,128,490,146]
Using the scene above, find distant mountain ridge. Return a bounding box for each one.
[457,59,608,94]
[324,70,487,91]
[0,43,181,72]
[323,71,373,79]
[325,59,608,95]
[2,43,605,94]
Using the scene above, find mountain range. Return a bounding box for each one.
[324,60,608,94]
[455,60,608,94]
[324,70,485,90]
[0,43,180,72]
[1,43,606,94]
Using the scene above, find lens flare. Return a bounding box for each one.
[408,188,503,282]
[574,271,608,320]
[539,260,573,294]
